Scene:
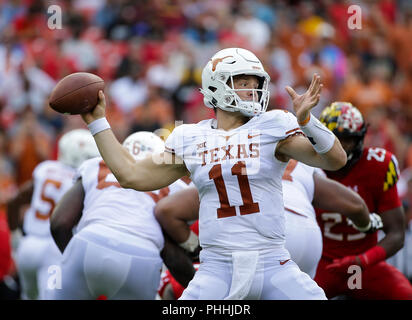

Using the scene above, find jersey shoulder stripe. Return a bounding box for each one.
[363,147,399,191]
[384,154,400,191]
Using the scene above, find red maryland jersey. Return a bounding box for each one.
[316,147,401,259]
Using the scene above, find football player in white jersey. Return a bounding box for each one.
[281,160,382,278]
[7,129,99,299]
[153,160,383,289]
[48,132,193,300]
[79,47,350,299]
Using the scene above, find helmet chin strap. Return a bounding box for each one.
[233,90,263,116]
[237,101,262,116]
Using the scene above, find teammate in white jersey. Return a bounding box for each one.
[282,160,382,278]
[7,129,99,299]
[79,47,352,299]
[48,132,193,300]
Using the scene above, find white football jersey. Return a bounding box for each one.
[282,160,316,221]
[165,110,303,254]
[75,157,188,251]
[23,160,76,237]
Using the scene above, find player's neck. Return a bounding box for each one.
[215,108,250,131]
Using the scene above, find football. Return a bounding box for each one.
[49,72,105,115]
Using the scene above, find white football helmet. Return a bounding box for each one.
[200,47,270,117]
[122,131,165,161]
[58,129,100,168]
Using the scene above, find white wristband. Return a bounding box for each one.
[299,113,335,154]
[87,118,110,136]
[179,230,199,253]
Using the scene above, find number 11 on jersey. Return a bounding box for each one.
[209,161,260,219]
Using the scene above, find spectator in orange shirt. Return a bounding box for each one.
[396,61,412,136]
[9,109,52,186]
[131,85,175,133]
[0,129,17,210]
[364,106,408,170]
[371,4,412,71]
[338,66,393,118]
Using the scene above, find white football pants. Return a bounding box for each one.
[16,235,62,300]
[180,247,326,300]
[285,211,323,278]
[46,224,163,300]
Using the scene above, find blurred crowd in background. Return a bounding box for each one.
[1,0,412,280]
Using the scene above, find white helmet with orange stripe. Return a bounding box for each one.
[200,47,270,117]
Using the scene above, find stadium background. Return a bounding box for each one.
[0,0,412,294]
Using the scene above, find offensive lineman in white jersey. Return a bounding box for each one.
[282,160,382,278]
[7,129,99,299]
[48,132,193,300]
[78,47,352,299]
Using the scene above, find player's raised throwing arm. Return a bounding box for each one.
[81,91,189,191]
[277,74,347,170]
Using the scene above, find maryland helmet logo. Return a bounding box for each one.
[384,156,400,191]
[320,102,364,135]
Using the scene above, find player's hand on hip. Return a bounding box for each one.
[81,90,107,124]
[285,73,323,124]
